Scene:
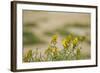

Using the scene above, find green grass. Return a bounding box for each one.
[24,22,38,28]
[44,29,70,37]
[23,48,90,62]
[79,53,90,59]
[63,23,90,28]
[44,23,90,44]
[23,31,44,45]
[23,34,90,62]
[44,31,54,36]
[56,29,70,36]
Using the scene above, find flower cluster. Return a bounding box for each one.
[51,34,58,45]
[23,34,82,62]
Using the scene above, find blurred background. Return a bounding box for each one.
[23,10,91,59]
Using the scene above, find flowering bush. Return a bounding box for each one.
[23,34,83,62]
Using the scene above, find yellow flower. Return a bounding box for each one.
[72,37,78,47]
[62,39,68,48]
[51,47,59,56]
[65,35,72,43]
[51,34,58,45]
[52,47,58,53]
[45,45,52,54]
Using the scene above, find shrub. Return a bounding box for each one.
[23,34,85,62]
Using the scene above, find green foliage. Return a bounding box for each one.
[23,34,89,62]
[24,22,38,28]
[76,48,81,59]
[44,31,54,36]
[23,31,44,45]
[64,23,90,28]
[57,29,70,36]
[23,50,33,62]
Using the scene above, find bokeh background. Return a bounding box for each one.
[23,10,91,60]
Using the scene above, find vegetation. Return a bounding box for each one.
[23,34,89,62]
[23,31,44,45]
[44,23,90,44]
[24,22,38,28]
[63,23,90,28]
[44,31,54,36]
